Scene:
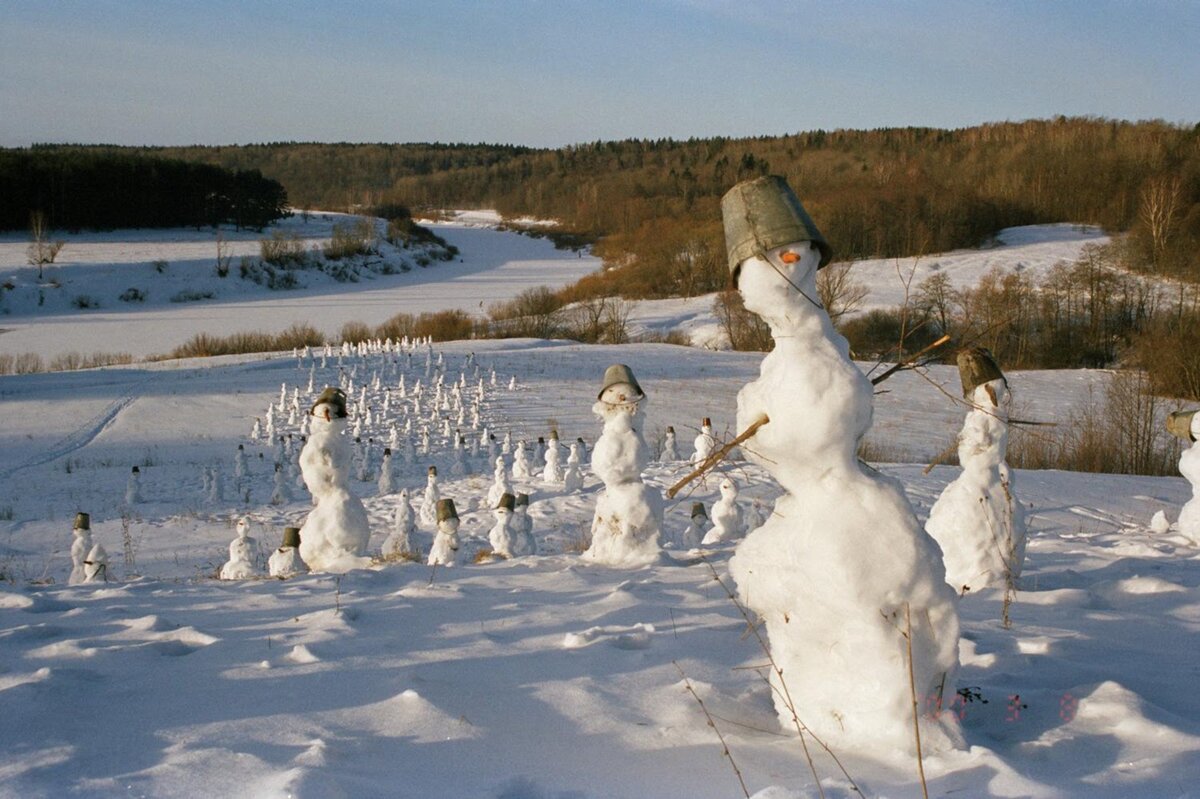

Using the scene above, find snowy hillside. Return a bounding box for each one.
[0,211,600,360]
[1,338,1198,798]
[623,224,1111,349]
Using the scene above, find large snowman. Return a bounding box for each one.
[297,387,372,572]
[723,176,962,755]
[925,349,1026,592]
[1169,409,1200,545]
[583,364,663,567]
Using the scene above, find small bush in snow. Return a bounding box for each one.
[72,295,98,309]
[324,219,377,260]
[260,231,310,267]
[119,287,146,303]
[152,259,168,273]
[170,290,215,303]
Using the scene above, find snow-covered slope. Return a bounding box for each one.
[624,223,1111,348]
[0,211,601,360]
[1,339,1197,798]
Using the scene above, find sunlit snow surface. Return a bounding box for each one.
[1,220,1197,798]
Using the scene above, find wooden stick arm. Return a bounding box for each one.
[667,415,769,499]
[870,335,951,386]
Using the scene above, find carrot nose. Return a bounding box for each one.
[780,250,800,264]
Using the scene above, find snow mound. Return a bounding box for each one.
[562,622,655,650]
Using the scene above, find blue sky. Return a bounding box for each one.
[1,0,1195,147]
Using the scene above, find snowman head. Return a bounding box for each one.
[236,516,251,538]
[598,364,644,407]
[720,477,738,498]
[310,387,348,422]
[736,243,823,319]
[721,174,831,289]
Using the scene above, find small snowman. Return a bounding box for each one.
[512,493,537,556]
[125,465,143,505]
[584,364,664,567]
[513,492,534,542]
[681,502,708,549]
[382,488,417,560]
[1168,409,1200,545]
[562,443,584,493]
[377,448,395,495]
[428,498,461,567]
[661,426,679,461]
[69,512,93,585]
[691,418,716,464]
[268,527,308,578]
[488,493,518,558]
[220,516,259,580]
[234,444,248,482]
[702,477,743,544]
[486,456,513,509]
[419,466,441,527]
[270,463,290,506]
[542,433,563,483]
[512,441,533,480]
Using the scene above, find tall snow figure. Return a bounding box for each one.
[69,512,93,585]
[925,349,1027,592]
[296,388,372,573]
[1168,410,1200,545]
[125,466,143,505]
[583,364,664,567]
[428,498,461,567]
[722,176,961,755]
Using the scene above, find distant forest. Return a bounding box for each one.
[62,117,1199,299]
[0,148,289,232]
[4,118,1197,297]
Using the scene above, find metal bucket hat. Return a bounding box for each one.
[956,348,1007,399]
[721,175,832,285]
[311,387,348,419]
[74,512,91,530]
[497,493,516,511]
[691,502,707,520]
[515,492,530,508]
[437,498,458,522]
[282,527,301,548]
[598,364,644,401]
[1166,410,1197,442]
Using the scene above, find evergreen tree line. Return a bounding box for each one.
[0,147,289,231]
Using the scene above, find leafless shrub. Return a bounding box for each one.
[713,290,772,352]
[1008,370,1182,475]
[168,323,324,359]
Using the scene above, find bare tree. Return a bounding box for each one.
[27,211,65,280]
[817,262,869,325]
[1138,175,1182,270]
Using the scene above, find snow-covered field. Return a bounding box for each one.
[1,218,1198,797]
[1,336,1198,798]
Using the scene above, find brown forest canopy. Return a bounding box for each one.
[11,118,1199,295]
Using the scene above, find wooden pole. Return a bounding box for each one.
[667,415,769,499]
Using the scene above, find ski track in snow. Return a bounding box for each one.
[0,375,150,481]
